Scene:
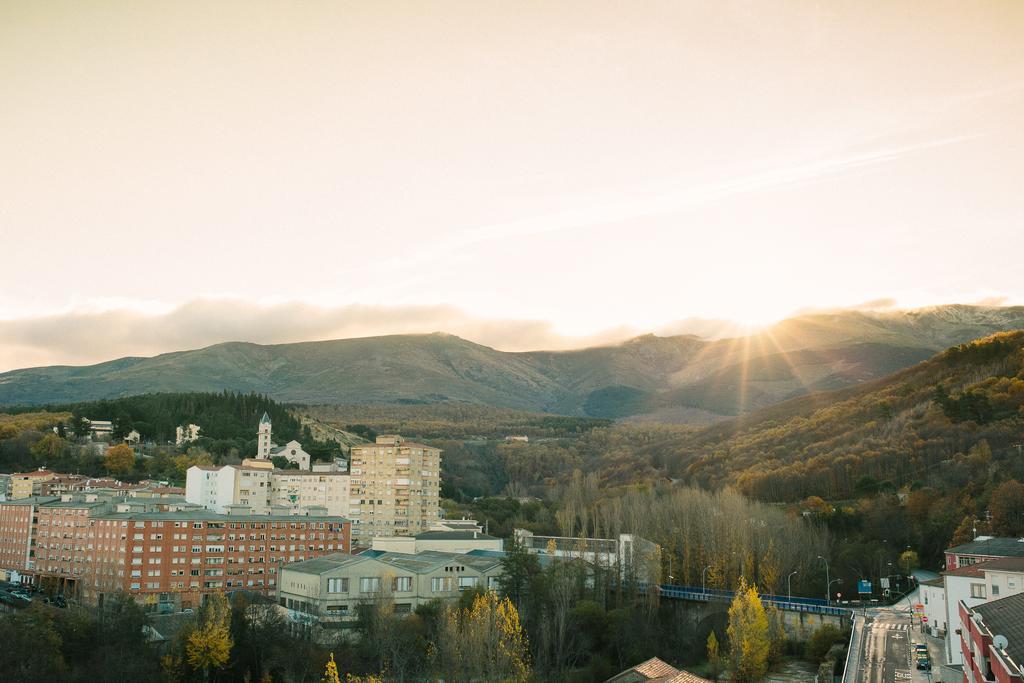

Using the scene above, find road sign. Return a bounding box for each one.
[915,603,924,609]
[858,579,872,594]
[881,577,890,589]
[922,616,929,622]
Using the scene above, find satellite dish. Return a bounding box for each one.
[994,635,1009,651]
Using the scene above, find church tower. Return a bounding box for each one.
[258,412,272,459]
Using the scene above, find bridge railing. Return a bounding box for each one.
[649,583,850,617]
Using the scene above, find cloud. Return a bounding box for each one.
[0,299,641,372]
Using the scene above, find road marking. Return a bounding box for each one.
[895,670,912,679]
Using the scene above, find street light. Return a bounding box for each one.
[817,555,830,604]
[787,571,798,604]
[702,565,712,597]
[828,578,842,604]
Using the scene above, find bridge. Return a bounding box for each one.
[643,582,851,640]
[654,583,850,617]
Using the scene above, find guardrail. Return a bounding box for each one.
[652,583,850,617]
[840,613,860,683]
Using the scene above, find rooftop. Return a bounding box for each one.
[413,530,499,541]
[973,593,1024,671]
[944,564,987,578]
[605,657,712,683]
[975,557,1024,572]
[947,537,1024,559]
[284,549,503,576]
[93,509,349,523]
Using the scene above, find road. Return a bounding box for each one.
[849,591,936,683]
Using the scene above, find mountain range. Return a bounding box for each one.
[2,304,1023,422]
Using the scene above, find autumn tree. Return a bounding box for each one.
[105,443,136,475]
[990,480,1024,537]
[437,591,530,682]
[186,593,233,681]
[322,653,341,683]
[727,577,770,682]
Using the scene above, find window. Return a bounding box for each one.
[431,577,453,593]
[970,583,987,599]
[458,576,478,591]
[992,584,1000,596]
[327,578,349,594]
[488,576,501,590]
[359,577,381,593]
[393,576,412,592]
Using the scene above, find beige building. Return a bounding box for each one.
[348,435,441,545]
[270,469,350,517]
[371,529,503,555]
[9,469,57,500]
[278,549,503,624]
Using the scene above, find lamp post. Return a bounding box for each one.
[787,571,798,604]
[702,565,712,597]
[828,578,842,604]
[817,555,830,604]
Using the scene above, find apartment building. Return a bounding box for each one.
[945,537,1024,570]
[83,510,349,610]
[9,469,57,499]
[348,435,441,545]
[959,593,1024,683]
[0,495,351,610]
[270,469,350,517]
[186,463,350,516]
[278,549,503,625]
[0,496,45,581]
[186,464,274,513]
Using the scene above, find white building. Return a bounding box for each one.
[86,419,113,437]
[371,530,503,555]
[186,462,351,517]
[920,577,947,637]
[939,557,1024,667]
[255,413,311,470]
[185,465,273,513]
[514,529,661,583]
[124,429,141,444]
[175,423,201,446]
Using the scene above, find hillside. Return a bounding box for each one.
[2,305,1023,421]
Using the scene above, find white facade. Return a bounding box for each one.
[371,531,503,555]
[258,413,272,458]
[185,466,238,512]
[920,580,947,637]
[186,464,347,516]
[175,423,201,446]
[943,571,989,665]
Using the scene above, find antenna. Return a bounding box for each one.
[994,635,1009,651]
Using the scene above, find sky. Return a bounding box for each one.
[2,1,1023,371]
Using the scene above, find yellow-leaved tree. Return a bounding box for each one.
[727,577,770,682]
[322,653,341,683]
[186,593,233,681]
[105,443,136,475]
[438,591,530,682]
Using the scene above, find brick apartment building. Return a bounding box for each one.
[959,593,1024,682]
[0,496,350,611]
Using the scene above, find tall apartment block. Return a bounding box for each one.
[348,435,441,545]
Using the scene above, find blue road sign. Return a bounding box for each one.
[858,579,872,594]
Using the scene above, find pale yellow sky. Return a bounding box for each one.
[1,1,1023,369]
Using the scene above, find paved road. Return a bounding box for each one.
[853,606,935,683]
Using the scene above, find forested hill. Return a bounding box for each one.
[1,305,1023,421]
[34,392,304,446]
[666,331,1024,505]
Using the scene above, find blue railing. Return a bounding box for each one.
[652,583,849,617]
